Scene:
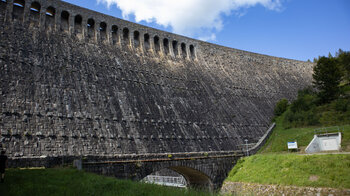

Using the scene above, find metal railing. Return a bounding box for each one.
[142,175,187,188]
[314,125,347,135]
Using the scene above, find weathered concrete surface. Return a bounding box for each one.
[0,0,313,157]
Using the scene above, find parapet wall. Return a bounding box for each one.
[0,0,314,158]
[1,0,197,60]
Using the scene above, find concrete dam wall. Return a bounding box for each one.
[0,0,313,158]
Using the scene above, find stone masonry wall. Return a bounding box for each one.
[0,0,314,158]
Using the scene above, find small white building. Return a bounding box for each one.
[305,132,342,154]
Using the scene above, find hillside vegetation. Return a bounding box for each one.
[275,50,350,128]
[278,88,350,128]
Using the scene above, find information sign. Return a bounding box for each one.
[287,142,298,149]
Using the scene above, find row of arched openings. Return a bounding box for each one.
[122,28,195,58]
[5,0,196,59]
[10,0,56,29]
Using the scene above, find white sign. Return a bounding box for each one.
[287,142,298,149]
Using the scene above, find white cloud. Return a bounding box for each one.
[198,33,217,42]
[97,0,282,39]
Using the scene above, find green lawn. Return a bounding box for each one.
[0,168,215,196]
[226,154,350,189]
[260,117,350,153]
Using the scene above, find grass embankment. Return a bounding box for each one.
[226,154,350,189]
[0,168,214,196]
[226,116,350,189]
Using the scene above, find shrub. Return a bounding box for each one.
[332,99,349,112]
[304,108,320,126]
[319,111,339,126]
[290,93,317,113]
[274,98,289,117]
[281,88,320,128]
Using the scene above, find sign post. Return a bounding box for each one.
[287,141,298,152]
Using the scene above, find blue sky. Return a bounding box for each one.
[62,0,350,61]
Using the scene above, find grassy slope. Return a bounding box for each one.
[225,116,350,189]
[0,168,214,196]
[226,154,350,189]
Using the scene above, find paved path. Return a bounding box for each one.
[302,151,350,155]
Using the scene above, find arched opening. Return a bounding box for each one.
[99,22,107,41]
[60,11,69,32]
[13,0,24,7]
[87,18,95,39]
[111,25,118,45]
[172,41,178,57]
[122,28,129,45]
[170,166,213,190]
[133,31,140,48]
[30,1,40,12]
[12,0,25,21]
[46,6,55,17]
[74,14,82,35]
[29,2,41,27]
[190,45,195,59]
[154,36,160,54]
[144,33,150,50]
[142,167,213,191]
[45,6,55,29]
[163,38,169,55]
[181,43,187,58]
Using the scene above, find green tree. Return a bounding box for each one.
[337,51,350,84]
[313,56,343,103]
[290,92,316,112]
[274,98,289,116]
